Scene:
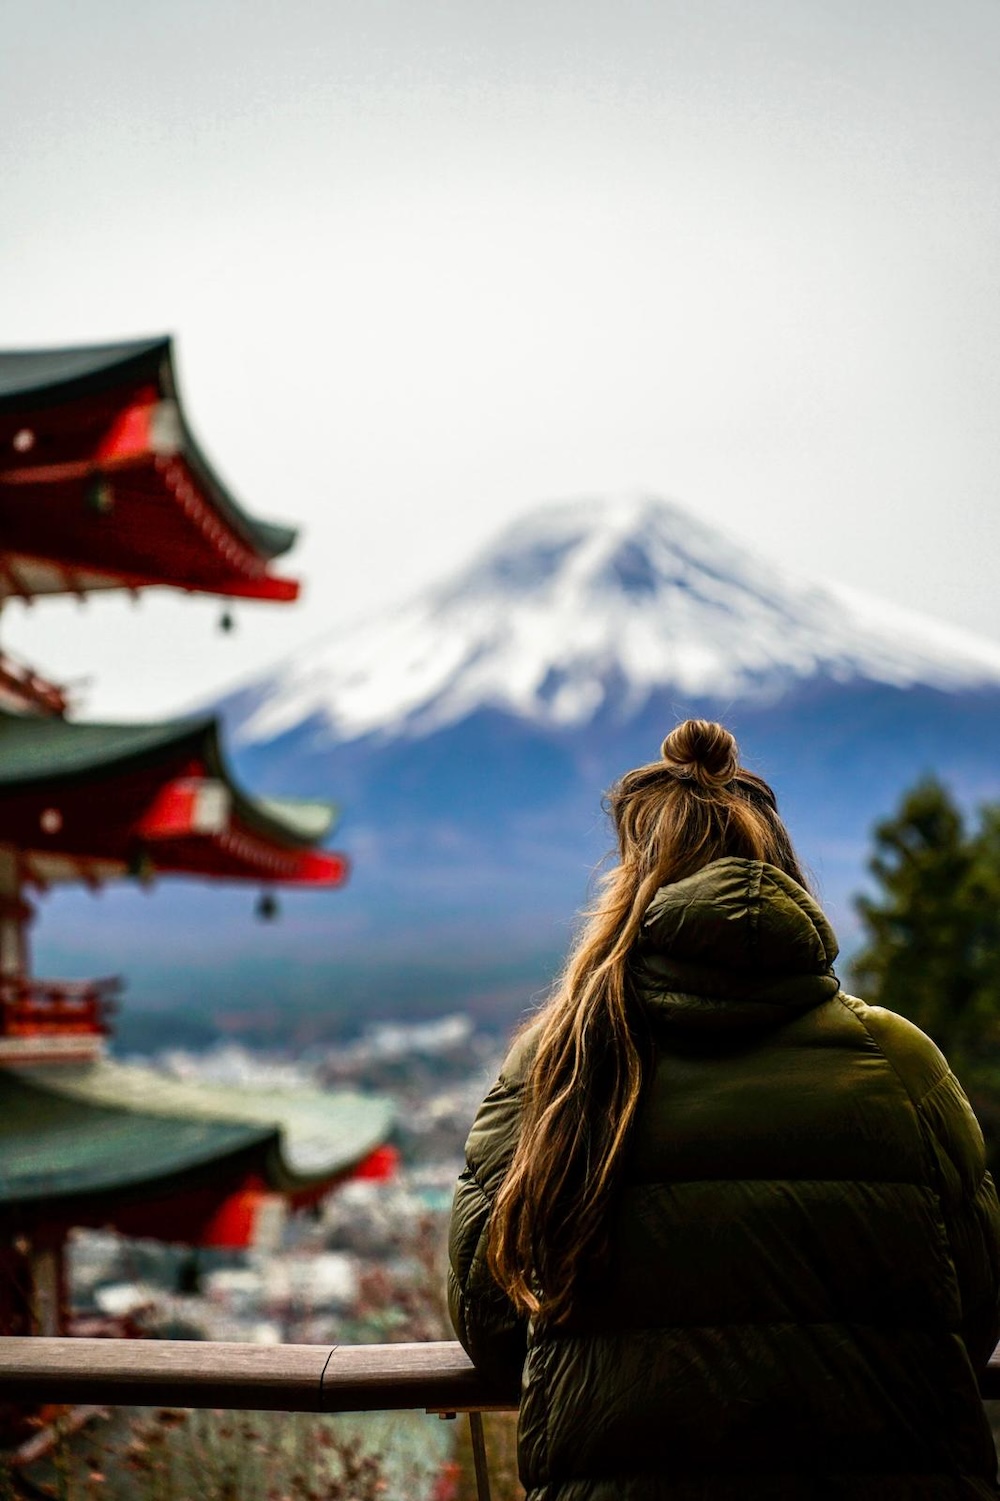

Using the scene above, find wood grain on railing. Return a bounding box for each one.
[0,1336,995,1412]
[0,1338,518,1414]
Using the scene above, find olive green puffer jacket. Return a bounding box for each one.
[448,858,1000,1500]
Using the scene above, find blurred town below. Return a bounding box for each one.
[71,1015,496,1349]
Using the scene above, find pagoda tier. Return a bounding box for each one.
[0,1063,394,1335]
[0,1061,392,1233]
[0,708,347,889]
[0,338,299,603]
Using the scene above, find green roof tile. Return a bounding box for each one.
[0,1062,393,1208]
[0,1070,273,1205]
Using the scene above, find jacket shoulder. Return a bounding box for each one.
[838,993,989,1201]
[497,1019,543,1091]
[837,992,949,1105]
[462,1020,542,1193]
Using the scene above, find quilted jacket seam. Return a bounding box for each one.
[834,994,967,1305]
[540,1331,553,1486]
[534,1315,955,1341]
[463,1157,492,1204]
[448,1262,473,1352]
[834,993,935,1122]
[539,1458,982,1485]
[914,1073,994,1221]
[621,1173,930,1187]
[840,998,988,1201]
[746,860,761,959]
[836,996,985,1343]
[458,1170,492,1309]
[917,1066,962,1114]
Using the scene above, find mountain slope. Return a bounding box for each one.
[32,496,1000,1043]
[230,495,1000,746]
[214,494,1000,998]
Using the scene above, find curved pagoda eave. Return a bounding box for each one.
[0,1065,394,1234]
[15,1059,396,1198]
[0,336,299,603]
[0,1067,277,1207]
[0,708,347,888]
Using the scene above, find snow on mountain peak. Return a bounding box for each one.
[233,495,1000,745]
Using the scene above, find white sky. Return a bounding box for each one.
[2,0,1000,720]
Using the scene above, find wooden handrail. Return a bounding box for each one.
[0,1338,518,1415]
[1,1338,997,1501]
[0,1336,997,1413]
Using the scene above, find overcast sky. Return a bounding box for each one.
[3,0,999,720]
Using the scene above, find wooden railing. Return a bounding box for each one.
[0,1337,998,1499]
[0,1337,514,1414]
[0,1338,516,1501]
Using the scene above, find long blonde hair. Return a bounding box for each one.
[487,719,806,1327]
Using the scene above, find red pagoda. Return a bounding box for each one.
[0,338,392,1339]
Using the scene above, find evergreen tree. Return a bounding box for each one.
[965,804,1000,1043]
[851,779,984,1068]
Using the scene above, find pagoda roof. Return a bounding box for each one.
[0,336,299,602]
[0,1068,272,1206]
[0,1061,393,1212]
[0,713,209,787]
[0,708,347,887]
[0,339,180,410]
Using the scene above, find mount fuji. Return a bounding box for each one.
[34,496,1000,1043]
[206,496,1000,1020]
[231,494,1000,742]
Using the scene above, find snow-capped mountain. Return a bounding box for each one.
[232,495,1000,747]
[35,495,1000,1044]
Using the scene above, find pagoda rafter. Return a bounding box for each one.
[0,337,299,604]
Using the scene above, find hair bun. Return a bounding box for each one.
[661,719,739,789]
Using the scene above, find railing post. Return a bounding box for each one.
[467,1411,492,1501]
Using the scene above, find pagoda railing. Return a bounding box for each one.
[0,976,120,1038]
[0,1337,998,1501]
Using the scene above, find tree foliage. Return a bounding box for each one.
[851,778,1000,1074]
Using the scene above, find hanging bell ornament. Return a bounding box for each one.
[255,890,279,922]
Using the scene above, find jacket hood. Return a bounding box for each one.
[631,857,840,1037]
